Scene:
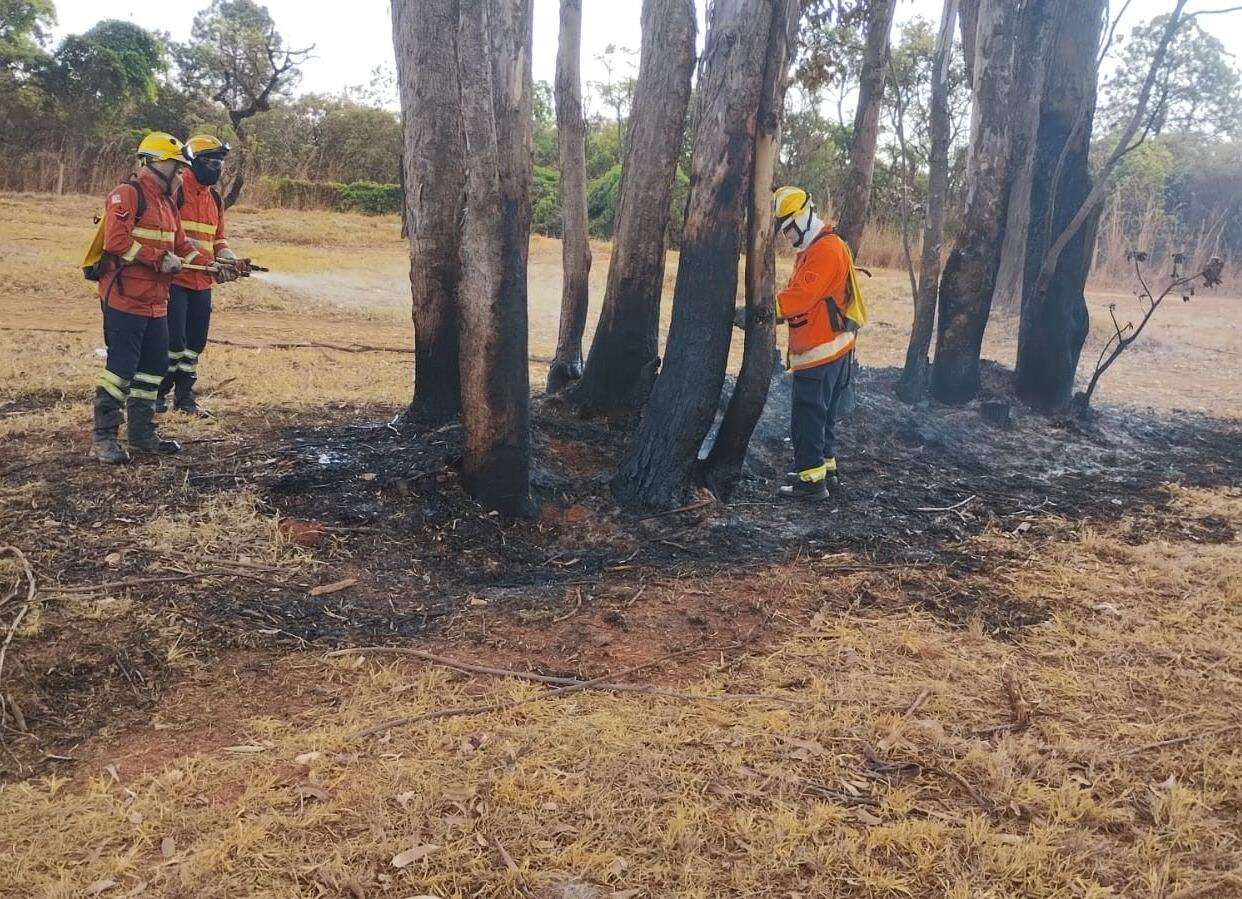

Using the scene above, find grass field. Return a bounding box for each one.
[0,193,1239,898]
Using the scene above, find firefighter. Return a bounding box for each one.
[772,186,857,501]
[157,134,240,416]
[90,133,203,464]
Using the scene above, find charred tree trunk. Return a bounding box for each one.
[455,0,533,515]
[958,0,980,86]
[834,0,897,256]
[897,0,957,403]
[613,0,773,511]
[221,120,247,210]
[929,0,1024,405]
[547,0,592,394]
[1014,0,1106,411]
[392,0,464,427]
[569,0,696,421]
[701,0,800,500]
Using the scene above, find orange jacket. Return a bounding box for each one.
[99,169,201,317]
[174,170,229,291]
[776,229,856,371]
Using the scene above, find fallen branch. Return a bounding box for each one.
[208,337,410,355]
[636,497,716,522]
[490,835,537,899]
[0,548,36,690]
[349,645,737,740]
[327,645,802,706]
[1117,723,1242,757]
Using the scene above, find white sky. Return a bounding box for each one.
[49,0,1242,104]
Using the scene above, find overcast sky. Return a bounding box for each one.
[50,0,1242,104]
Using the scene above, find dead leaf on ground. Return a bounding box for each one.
[161,837,176,859]
[391,844,439,868]
[296,782,330,802]
[84,880,118,896]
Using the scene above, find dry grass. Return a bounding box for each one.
[2,519,1239,897]
[1,192,1240,897]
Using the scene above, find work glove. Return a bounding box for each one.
[158,252,183,274]
[211,263,240,283]
[216,248,238,263]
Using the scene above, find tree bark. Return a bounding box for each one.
[392,0,464,427]
[834,0,898,257]
[701,0,800,501]
[897,0,957,403]
[613,0,774,511]
[569,0,696,422]
[928,0,1024,405]
[455,0,533,515]
[547,0,592,394]
[1014,0,1106,411]
[958,0,980,87]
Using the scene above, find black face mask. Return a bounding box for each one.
[191,156,224,186]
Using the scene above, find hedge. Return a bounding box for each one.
[258,177,403,216]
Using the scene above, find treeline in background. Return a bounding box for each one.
[2,0,1239,276]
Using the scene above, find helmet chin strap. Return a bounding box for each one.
[146,162,177,196]
[786,210,823,251]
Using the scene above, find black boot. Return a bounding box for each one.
[92,388,130,464]
[173,371,211,418]
[778,478,829,501]
[127,397,181,455]
[155,373,173,413]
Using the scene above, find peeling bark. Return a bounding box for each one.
[570,0,696,422]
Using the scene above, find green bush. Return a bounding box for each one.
[337,180,403,215]
[586,164,689,247]
[531,164,562,237]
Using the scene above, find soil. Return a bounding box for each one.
[1,363,1238,779]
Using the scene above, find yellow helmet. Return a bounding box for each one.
[186,134,231,158]
[773,186,812,226]
[137,132,193,166]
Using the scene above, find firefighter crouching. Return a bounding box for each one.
[772,186,861,501]
[158,134,241,416]
[87,133,202,464]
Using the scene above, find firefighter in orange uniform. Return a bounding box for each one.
[157,135,240,416]
[91,133,202,464]
[772,186,857,501]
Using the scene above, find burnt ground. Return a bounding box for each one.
[1,363,1239,777]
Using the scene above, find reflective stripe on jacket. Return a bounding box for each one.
[776,229,856,371]
[99,169,200,317]
[174,170,227,291]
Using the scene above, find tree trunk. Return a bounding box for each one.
[569,0,696,421]
[929,0,1024,405]
[897,0,957,403]
[392,0,465,427]
[454,0,533,516]
[834,0,897,257]
[701,0,800,501]
[547,0,592,394]
[221,120,247,210]
[1014,0,1105,412]
[613,0,773,511]
[958,0,980,87]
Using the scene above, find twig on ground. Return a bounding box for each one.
[1117,723,1242,757]
[636,498,716,522]
[490,836,537,899]
[349,644,738,740]
[915,495,977,513]
[1002,667,1033,728]
[0,547,36,612]
[329,645,804,706]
